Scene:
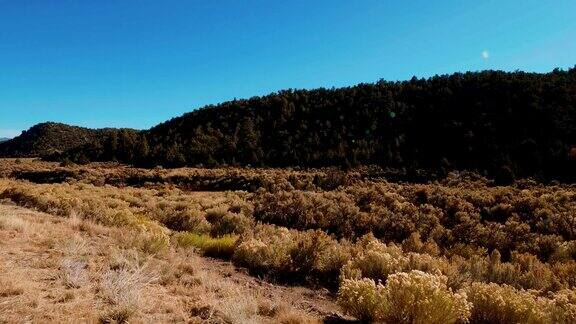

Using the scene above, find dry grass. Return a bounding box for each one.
[0,200,336,323]
[60,258,89,288]
[99,264,158,322]
[0,213,27,232]
[0,277,25,298]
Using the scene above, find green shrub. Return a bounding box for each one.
[174,232,238,258]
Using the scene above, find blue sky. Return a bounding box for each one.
[1,0,575,138]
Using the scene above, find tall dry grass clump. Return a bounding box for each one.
[60,258,89,288]
[0,214,27,232]
[99,263,158,322]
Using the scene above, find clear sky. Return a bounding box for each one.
[1,0,575,138]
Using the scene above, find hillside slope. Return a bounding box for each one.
[0,123,100,157]
[0,123,138,158]
[59,68,576,182]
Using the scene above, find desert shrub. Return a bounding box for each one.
[250,177,576,263]
[383,271,471,324]
[506,252,559,291]
[339,235,489,291]
[340,235,453,285]
[338,271,471,324]
[157,208,212,233]
[253,190,364,238]
[226,198,254,216]
[132,231,170,255]
[312,237,355,287]
[312,169,357,190]
[0,185,74,216]
[337,278,387,322]
[204,205,229,222]
[289,229,343,282]
[0,182,167,234]
[353,189,443,242]
[466,282,551,324]
[340,235,406,282]
[549,289,576,324]
[449,250,564,292]
[210,210,254,236]
[233,226,295,276]
[4,163,576,318]
[551,241,576,262]
[552,261,576,289]
[231,225,345,283]
[402,232,441,256]
[4,164,576,267]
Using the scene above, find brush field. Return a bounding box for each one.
[1,158,576,323]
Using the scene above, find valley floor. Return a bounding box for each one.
[0,203,340,323]
[2,159,576,323]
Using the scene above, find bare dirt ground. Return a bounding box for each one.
[0,203,341,323]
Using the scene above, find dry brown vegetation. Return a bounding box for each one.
[1,158,576,323]
[0,204,337,323]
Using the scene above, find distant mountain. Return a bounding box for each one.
[0,138,10,143]
[0,122,137,158]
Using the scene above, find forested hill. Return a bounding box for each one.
[0,123,97,157]
[0,122,137,158]
[58,68,575,182]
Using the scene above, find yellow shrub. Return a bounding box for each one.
[466,282,551,324]
[233,237,293,275]
[337,278,387,322]
[338,271,471,324]
[549,289,576,323]
[340,235,406,281]
[340,235,451,285]
[382,271,471,324]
